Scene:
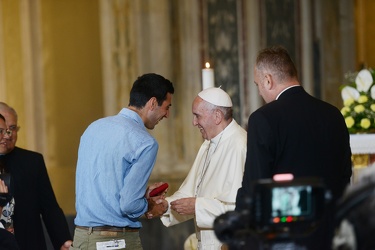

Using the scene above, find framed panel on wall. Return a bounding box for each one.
[201,0,247,124]
[259,0,302,75]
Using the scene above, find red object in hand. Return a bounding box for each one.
[149,183,169,197]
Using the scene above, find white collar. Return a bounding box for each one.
[276,85,300,100]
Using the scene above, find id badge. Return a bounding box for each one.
[96,239,126,249]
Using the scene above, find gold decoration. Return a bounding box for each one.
[351,154,369,168]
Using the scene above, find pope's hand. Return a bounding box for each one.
[170,197,196,215]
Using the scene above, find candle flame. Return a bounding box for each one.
[205,62,211,69]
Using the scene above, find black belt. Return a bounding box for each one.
[76,225,139,232]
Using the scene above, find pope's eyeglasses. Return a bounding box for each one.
[0,128,12,137]
[7,125,19,132]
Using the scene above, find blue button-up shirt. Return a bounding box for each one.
[74,108,158,228]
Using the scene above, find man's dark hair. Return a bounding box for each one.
[129,73,174,108]
[0,114,5,122]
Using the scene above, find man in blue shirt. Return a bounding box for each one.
[72,73,174,250]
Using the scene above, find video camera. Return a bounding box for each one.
[214,174,332,249]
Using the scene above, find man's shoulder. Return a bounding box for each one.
[5,148,45,172]
[10,147,43,158]
[249,102,279,121]
[232,122,247,138]
[223,121,247,149]
[14,146,41,154]
[255,89,339,116]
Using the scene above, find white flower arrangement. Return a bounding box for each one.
[340,69,375,133]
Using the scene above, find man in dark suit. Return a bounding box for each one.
[235,46,352,249]
[0,228,19,250]
[0,102,72,250]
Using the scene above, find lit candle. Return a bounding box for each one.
[202,62,214,90]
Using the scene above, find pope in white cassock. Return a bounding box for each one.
[160,87,247,249]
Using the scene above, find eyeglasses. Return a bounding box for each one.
[0,129,12,137]
[7,125,20,132]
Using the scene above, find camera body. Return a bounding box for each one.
[214,175,331,248]
[250,177,328,236]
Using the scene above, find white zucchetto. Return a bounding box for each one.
[198,87,233,107]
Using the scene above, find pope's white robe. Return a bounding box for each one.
[161,120,247,249]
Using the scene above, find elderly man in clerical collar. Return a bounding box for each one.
[150,87,247,250]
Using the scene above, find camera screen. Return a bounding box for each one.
[271,186,312,217]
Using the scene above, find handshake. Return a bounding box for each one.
[144,182,197,219]
[145,182,169,219]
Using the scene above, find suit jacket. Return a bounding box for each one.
[3,147,71,250]
[236,86,352,249]
[0,228,20,250]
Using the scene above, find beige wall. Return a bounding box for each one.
[0,0,26,145]
[0,0,103,215]
[39,1,103,214]
[356,0,375,68]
